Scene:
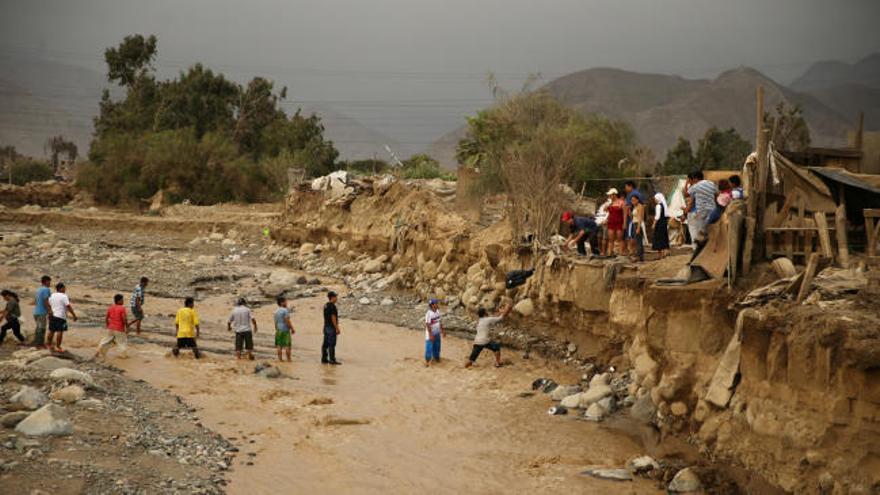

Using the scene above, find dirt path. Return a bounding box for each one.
[46,289,661,494]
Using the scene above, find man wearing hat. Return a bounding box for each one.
[561,211,600,256]
[424,298,445,366]
[322,291,341,365]
[228,297,257,360]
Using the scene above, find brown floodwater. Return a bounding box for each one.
[6,268,661,494]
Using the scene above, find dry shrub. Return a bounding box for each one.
[503,124,585,243]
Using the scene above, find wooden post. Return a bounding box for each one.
[814,212,833,258]
[835,203,850,268]
[728,210,743,284]
[797,253,820,303]
[743,217,756,273]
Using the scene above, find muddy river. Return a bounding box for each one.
[33,283,664,494]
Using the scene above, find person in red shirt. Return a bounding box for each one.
[605,188,626,256]
[94,294,130,361]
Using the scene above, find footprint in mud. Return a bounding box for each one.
[321,378,337,385]
[316,415,371,427]
[260,389,296,402]
[306,397,334,406]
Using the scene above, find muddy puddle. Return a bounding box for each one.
[26,283,664,494]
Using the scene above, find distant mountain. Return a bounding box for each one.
[426,66,856,168]
[790,53,880,131]
[424,126,466,170]
[298,104,402,163]
[545,66,852,156]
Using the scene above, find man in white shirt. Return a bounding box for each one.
[424,298,445,367]
[227,298,257,360]
[47,283,77,353]
[465,302,512,368]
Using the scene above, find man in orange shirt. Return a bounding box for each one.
[95,294,129,361]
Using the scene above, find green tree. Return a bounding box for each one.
[400,153,452,180]
[8,159,54,185]
[696,127,751,171]
[104,34,158,88]
[84,34,340,205]
[661,137,697,175]
[233,77,287,156]
[153,64,239,138]
[764,102,810,152]
[456,90,635,194]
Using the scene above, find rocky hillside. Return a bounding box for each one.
[791,53,880,132]
[545,66,853,156]
[428,64,869,169]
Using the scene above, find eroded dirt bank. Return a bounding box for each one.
[267,179,880,493]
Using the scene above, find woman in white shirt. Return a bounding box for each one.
[652,192,670,259]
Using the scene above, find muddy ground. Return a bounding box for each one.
[0,214,690,494]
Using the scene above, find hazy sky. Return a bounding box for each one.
[2,0,879,152]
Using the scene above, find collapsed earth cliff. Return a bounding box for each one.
[271,176,880,494]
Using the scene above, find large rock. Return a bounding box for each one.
[630,393,656,424]
[50,368,96,388]
[15,404,73,436]
[633,353,659,385]
[578,384,612,408]
[549,384,581,401]
[466,262,483,284]
[363,258,384,274]
[670,401,689,416]
[589,372,611,388]
[10,386,48,410]
[583,401,608,421]
[269,269,298,286]
[255,363,282,379]
[560,393,583,409]
[668,467,702,493]
[513,298,534,316]
[581,468,633,481]
[627,455,660,475]
[29,356,73,371]
[50,385,85,404]
[0,411,31,428]
[12,347,52,364]
[298,243,316,256]
[421,260,439,279]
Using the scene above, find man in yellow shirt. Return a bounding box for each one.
[172,297,201,359]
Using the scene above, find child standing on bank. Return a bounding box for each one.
[424,298,445,367]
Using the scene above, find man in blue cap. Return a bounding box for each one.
[424,298,445,367]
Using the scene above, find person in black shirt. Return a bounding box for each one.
[322,291,341,365]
